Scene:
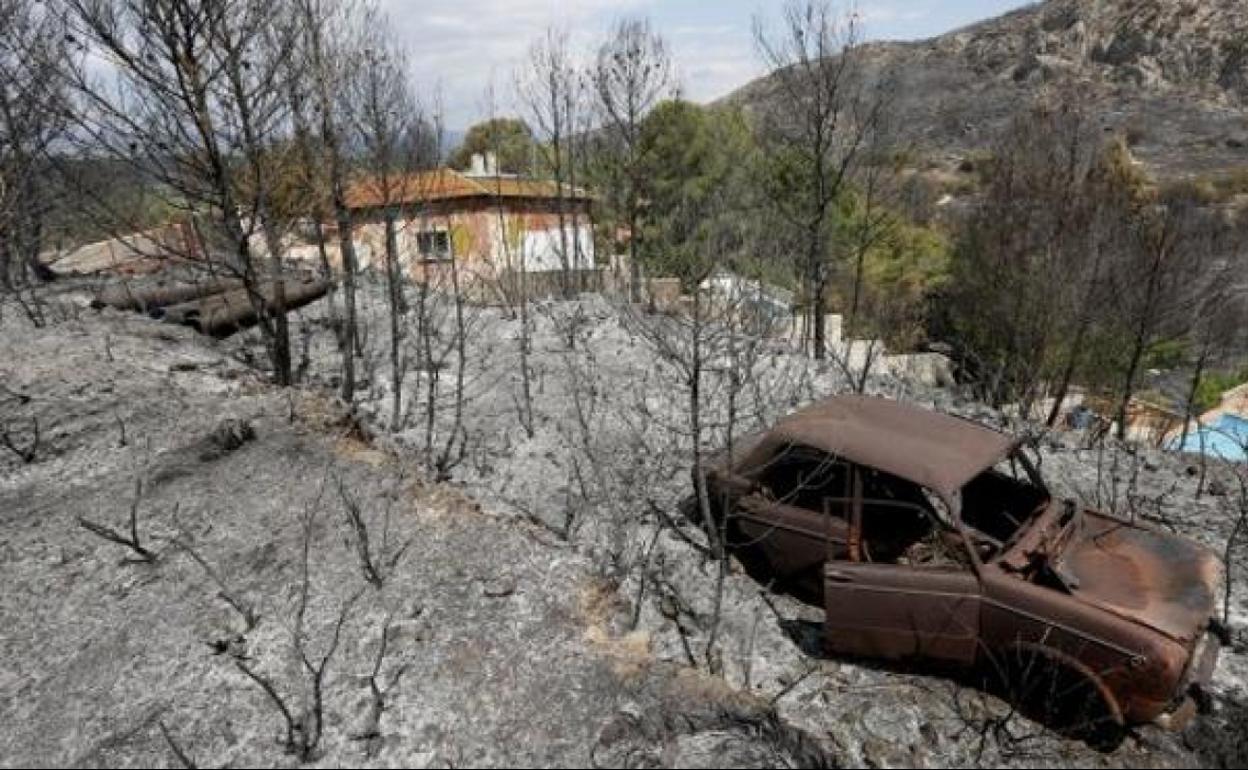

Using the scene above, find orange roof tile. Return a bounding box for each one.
[346,168,592,210]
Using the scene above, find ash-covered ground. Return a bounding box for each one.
[2,276,1246,768]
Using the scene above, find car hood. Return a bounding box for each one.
[1055,511,1222,643]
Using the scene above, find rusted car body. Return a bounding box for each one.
[703,395,1223,735]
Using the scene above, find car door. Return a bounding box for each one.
[734,445,852,594]
[823,473,982,665]
[737,496,848,581]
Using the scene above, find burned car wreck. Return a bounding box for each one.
[700,395,1224,741]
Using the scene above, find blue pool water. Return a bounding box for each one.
[1169,413,1248,463]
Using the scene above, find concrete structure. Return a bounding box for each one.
[785,313,845,353]
[699,268,794,330]
[1080,394,1184,447]
[883,352,957,389]
[1220,382,1248,416]
[1119,399,1185,446]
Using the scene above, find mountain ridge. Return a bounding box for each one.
[724,0,1248,180]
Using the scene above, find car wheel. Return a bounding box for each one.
[993,644,1125,751]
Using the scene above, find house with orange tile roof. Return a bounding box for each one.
[340,153,595,298]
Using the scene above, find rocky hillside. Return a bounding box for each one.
[3,277,1247,767]
[728,0,1248,179]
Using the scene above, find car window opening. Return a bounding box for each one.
[961,454,1050,555]
[756,448,852,514]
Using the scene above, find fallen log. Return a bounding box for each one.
[157,278,329,337]
[91,278,244,312]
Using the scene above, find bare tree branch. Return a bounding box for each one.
[77,477,154,562]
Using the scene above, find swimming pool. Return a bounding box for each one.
[1169,413,1248,463]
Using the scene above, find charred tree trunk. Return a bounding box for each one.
[1179,345,1210,453]
[384,209,403,430]
[1046,320,1087,428]
[335,204,359,403]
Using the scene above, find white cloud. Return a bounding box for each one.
[376,0,970,130]
[667,24,765,105]
[855,5,931,26]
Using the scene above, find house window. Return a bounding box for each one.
[416,230,452,261]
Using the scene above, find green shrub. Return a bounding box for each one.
[1193,367,1248,412]
[1143,338,1187,370]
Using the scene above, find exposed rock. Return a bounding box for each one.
[593,672,836,769]
[6,279,1246,768]
[203,418,255,455]
[724,0,1248,180]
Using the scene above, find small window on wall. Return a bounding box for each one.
[417,230,452,261]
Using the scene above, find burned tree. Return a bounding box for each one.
[63,0,297,383]
[754,1,887,359]
[216,8,299,385]
[234,593,357,762]
[1209,439,1248,628]
[77,477,156,563]
[336,474,414,588]
[171,526,260,632]
[1176,228,1248,452]
[1108,191,1206,441]
[228,481,366,762]
[592,18,671,304]
[283,34,339,326]
[405,240,477,479]
[943,96,1141,417]
[292,0,364,403]
[347,21,436,430]
[519,27,589,299]
[474,84,538,439]
[350,612,411,757]
[0,0,71,326]
[617,190,788,668]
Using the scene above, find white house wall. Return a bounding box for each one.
[517,225,595,272]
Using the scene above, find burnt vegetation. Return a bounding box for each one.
[2,0,1248,768]
[76,477,158,563]
[1,415,39,463]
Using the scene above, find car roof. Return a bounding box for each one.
[761,395,1017,502]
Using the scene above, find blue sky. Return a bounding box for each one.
[379,0,1036,128]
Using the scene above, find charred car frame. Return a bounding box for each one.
[701,396,1224,741]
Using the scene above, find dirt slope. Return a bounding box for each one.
[2,282,1246,767]
[0,304,824,768]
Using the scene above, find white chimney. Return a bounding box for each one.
[470,153,486,175]
[485,151,498,176]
